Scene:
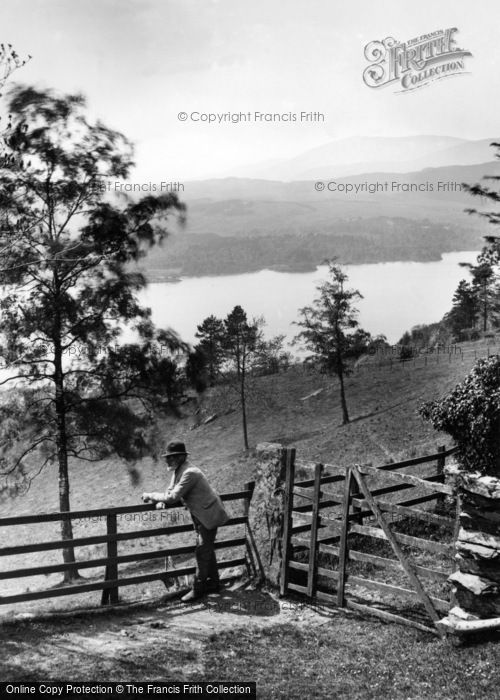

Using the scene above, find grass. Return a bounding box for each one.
[4,593,500,697]
[2,339,500,696]
[0,340,497,609]
[202,619,500,700]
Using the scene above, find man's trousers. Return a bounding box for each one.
[192,516,219,589]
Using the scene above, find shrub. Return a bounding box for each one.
[399,345,414,362]
[419,356,500,476]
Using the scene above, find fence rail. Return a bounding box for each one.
[353,345,500,375]
[0,489,252,527]
[0,481,255,607]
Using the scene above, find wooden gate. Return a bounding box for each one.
[280,446,457,635]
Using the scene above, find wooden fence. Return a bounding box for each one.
[280,446,458,635]
[0,481,255,607]
[353,344,500,375]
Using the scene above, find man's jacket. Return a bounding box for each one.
[153,461,229,530]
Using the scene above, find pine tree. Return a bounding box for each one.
[446,279,479,338]
[194,315,225,385]
[221,306,261,450]
[458,260,498,332]
[461,142,500,330]
[0,86,186,580]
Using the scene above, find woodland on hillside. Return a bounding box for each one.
[142,217,483,279]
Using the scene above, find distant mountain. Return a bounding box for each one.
[136,158,496,279]
[170,161,499,240]
[131,149,499,279]
[223,135,498,181]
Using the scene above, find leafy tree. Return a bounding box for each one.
[420,356,500,476]
[194,315,225,385]
[294,261,371,424]
[398,345,414,362]
[365,333,390,359]
[399,331,412,346]
[0,86,186,580]
[397,322,452,353]
[254,334,291,376]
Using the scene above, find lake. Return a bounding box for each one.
[139,251,480,349]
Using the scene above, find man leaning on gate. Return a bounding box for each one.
[142,440,229,602]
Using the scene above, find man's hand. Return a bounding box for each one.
[142,491,166,504]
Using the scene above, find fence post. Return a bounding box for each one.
[279,447,295,597]
[337,467,353,607]
[101,513,119,605]
[437,445,446,475]
[307,463,323,598]
[243,480,258,579]
[433,445,446,513]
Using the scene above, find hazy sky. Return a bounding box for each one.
[1,0,497,180]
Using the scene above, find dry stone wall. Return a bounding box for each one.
[448,471,500,619]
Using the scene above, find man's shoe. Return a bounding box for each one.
[160,574,175,590]
[181,588,204,603]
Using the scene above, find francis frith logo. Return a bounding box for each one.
[363,28,472,92]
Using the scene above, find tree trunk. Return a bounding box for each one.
[338,368,349,425]
[54,332,80,582]
[240,367,249,450]
[483,290,488,332]
[335,323,350,424]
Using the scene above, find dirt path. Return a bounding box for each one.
[2,583,334,682]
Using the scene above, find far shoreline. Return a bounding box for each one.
[141,249,480,284]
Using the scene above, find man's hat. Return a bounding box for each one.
[161,440,189,457]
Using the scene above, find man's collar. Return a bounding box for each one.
[170,458,189,484]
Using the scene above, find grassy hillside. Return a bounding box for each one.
[1,338,498,607]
